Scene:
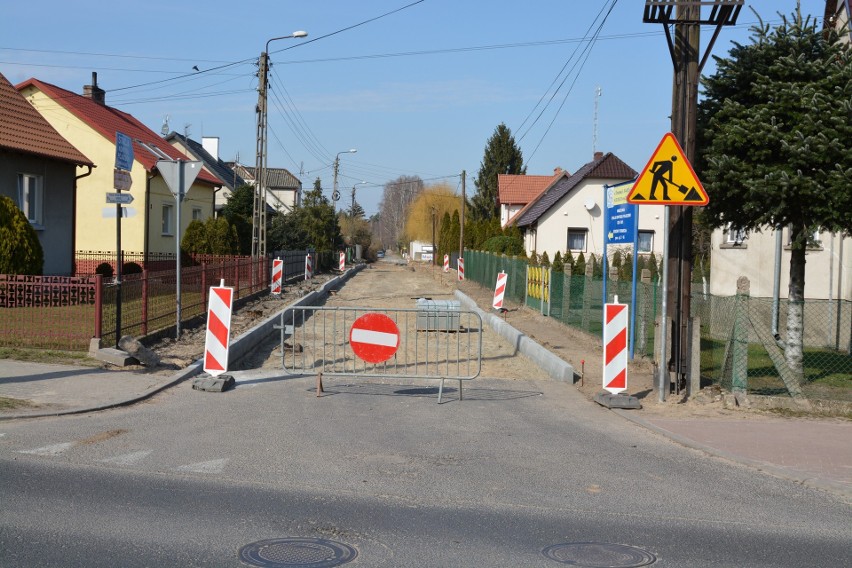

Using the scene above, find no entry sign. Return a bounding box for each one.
[349,313,400,364]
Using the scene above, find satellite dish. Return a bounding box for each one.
[584,198,596,211]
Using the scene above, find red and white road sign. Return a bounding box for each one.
[203,284,234,377]
[339,252,345,271]
[603,300,628,394]
[457,257,465,281]
[305,254,313,280]
[492,271,507,310]
[271,258,283,295]
[349,313,400,364]
[443,254,449,273]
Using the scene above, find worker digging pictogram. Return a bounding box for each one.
[627,132,708,206]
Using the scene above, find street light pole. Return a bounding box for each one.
[252,30,307,260]
[351,181,367,215]
[332,149,357,214]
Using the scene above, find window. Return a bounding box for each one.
[788,226,822,249]
[725,224,747,245]
[162,203,174,235]
[17,173,43,226]
[638,231,654,253]
[567,228,587,252]
[192,207,203,221]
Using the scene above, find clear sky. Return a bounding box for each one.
[2,1,828,216]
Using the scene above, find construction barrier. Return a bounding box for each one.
[203,281,234,377]
[271,258,283,295]
[493,271,507,310]
[603,297,628,394]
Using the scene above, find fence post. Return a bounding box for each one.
[638,269,651,355]
[141,269,149,335]
[688,316,701,396]
[201,263,208,307]
[732,276,750,393]
[94,274,103,340]
[234,258,240,299]
[581,261,593,331]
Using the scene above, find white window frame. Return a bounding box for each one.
[192,207,203,221]
[638,230,654,253]
[162,203,174,236]
[725,224,747,245]
[567,228,587,252]
[17,173,44,227]
[787,226,822,249]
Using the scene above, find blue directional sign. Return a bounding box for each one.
[605,181,637,245]
[115,131,134,172]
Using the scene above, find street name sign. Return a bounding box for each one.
[106,192,134,204]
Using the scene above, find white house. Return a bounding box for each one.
[509,152,666,266]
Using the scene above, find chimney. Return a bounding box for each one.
[553,167,563,176]
[594,151,604,161]
[202,137,220,160]
[83,72,105,105]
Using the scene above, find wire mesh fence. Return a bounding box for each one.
[465,250,851,400]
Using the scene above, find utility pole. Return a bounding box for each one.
[459,170,465,260]
[643,1,742,399]
[252,50,269,259]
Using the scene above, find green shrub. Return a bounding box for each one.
[0,195,43,275]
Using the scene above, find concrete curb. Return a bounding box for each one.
[454,290,575,383]
[1,265,365,420]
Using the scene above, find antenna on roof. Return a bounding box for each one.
[160,115,170,137]
[593,87,602,156]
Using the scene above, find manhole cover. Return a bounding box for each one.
[542,542,656,567]
[239,538,358,568]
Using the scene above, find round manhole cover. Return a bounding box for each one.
[239,538,358,568]
[542,542,656,567]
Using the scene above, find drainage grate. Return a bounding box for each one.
[239,538,358,568]
[542,542,656,567]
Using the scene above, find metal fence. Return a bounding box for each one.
[465,250,851,399]
[1,250,336,351]
[279,305,483,402]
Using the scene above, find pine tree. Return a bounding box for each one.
[698,10,852,388]
[0,195,43,274]
[552,251,564,273]
[575,252,586,276]
[471,123,526,222]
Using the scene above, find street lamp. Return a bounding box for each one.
[351,181,367,215]
[332,149,357,213]
[252,30,308,260]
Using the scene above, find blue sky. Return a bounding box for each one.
[3,1,827,216]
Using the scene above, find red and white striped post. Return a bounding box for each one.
[443,254,449,273]
[339,251,345,271]
[457,257,465,281]
[271,258,283,295]
[305,254,313,280]
[203,280,234,377]
[603,296,628,394]
[492,271,507,310]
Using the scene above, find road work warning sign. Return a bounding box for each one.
[627,133,708,206]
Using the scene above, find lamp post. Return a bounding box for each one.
[350,181,367,215]
[252,30,308,260]
[332,149,357,213]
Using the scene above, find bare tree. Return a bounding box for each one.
[376,175,424,251]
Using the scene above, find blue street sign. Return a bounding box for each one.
[605,183,637,245]
[115,131,134,172]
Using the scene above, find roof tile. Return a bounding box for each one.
[0,72,92,166]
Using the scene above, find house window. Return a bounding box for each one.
[162,203,174,235]
[17,173,43,226]
[567,228,587,252]
[787,226,822,249]
[638,230,654,253]
[192,207,203,221]
[725,224,747,245]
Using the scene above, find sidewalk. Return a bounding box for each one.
[2,339,850,502]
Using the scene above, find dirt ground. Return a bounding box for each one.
[127,256,775,420]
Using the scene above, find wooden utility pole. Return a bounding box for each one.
[643,1,742,398]
[459,170,466,260]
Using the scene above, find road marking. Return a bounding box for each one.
[176,458,228,474]
[98,450,152,466]
[18,442,75,456]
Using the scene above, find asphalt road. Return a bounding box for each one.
[1,375,849,567]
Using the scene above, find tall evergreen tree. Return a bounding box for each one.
[471,123,526,222]
[698,10,851,388]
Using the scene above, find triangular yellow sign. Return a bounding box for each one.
[627,133,708,206]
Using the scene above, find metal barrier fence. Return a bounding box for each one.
[279,305,483,402]
[464,250,851,399]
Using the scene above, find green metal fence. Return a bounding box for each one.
[465,250,851,400]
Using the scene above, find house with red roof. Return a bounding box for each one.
[508,152,666,265]
[16,73,221,259]
[0,72,94,275]
[497,168,564,228]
